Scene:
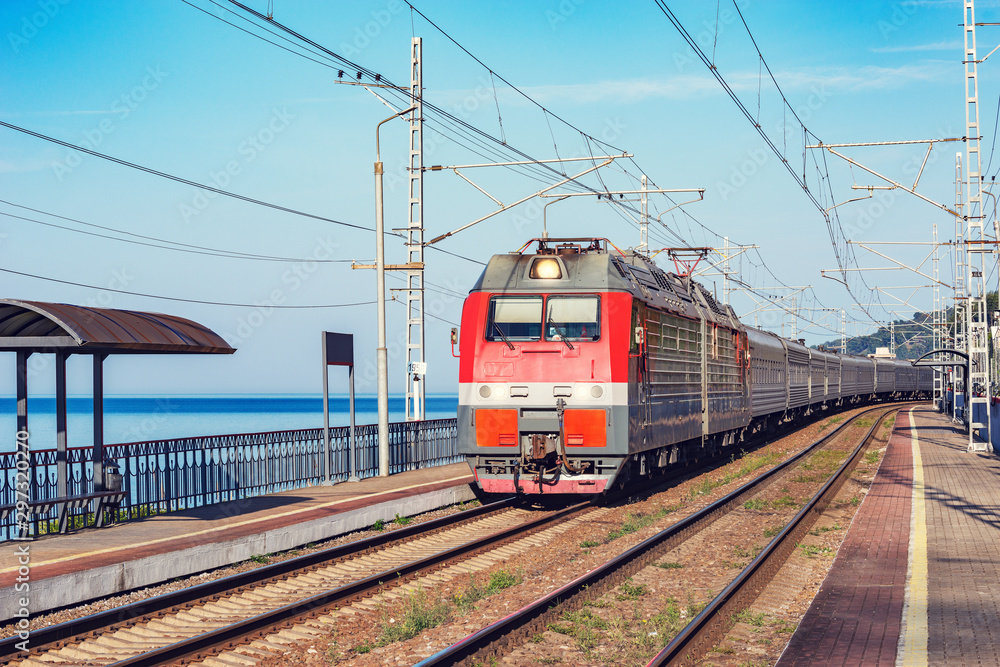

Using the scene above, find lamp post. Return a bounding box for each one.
[374,106,415,477]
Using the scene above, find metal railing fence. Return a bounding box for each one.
[0,418,459,540]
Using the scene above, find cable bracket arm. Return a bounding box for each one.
[426,156,620,245]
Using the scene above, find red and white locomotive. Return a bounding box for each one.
[456,238,930,496]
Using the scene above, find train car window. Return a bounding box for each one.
[485,296,542,341]
[545,296,600,341]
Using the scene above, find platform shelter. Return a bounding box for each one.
[0,299,234,532]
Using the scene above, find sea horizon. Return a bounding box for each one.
[0,393,458,452]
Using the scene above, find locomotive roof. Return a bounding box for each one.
[470,238,742,329]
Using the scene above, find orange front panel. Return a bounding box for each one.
[475,409,518,447]
[563,409,607,447]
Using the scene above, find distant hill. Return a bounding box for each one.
[814,291,998,360]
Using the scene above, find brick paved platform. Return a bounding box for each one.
[777,404,1000,666]
[0,462,474,621]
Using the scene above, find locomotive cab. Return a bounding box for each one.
[458,239,629,494]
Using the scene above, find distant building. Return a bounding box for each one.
[869,346,895,359]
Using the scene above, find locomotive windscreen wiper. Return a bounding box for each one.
[551,325,575,350]
[492,322,515,350]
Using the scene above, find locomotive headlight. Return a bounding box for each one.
[529,257,562,279]
[479,385,492,398]
[573,384,604,399]
[492,384,508,399]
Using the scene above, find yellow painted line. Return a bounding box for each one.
[898,407,928,667]
[0,474,472,575]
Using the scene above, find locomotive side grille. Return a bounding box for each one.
[610,255,630,280]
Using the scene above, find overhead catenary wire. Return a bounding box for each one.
[3,0,839,340]
[197,0,747,266]
[186,0,612,207]
[0,203,362,263]
[29,3,852,334]
[0,267,376,309]
[392,9,846,331]
[207,0,885,335]
[0,119,373,234]
[207,0,659,225]
[219,0,618,193]
[0,121,486,269]
[653,1,888,327]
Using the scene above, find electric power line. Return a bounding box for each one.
[0,266,377,309]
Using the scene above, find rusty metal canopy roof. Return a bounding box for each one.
[0,299,235,354]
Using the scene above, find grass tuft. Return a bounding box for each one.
[654,561,684,569]
[616,579,648,601]
[689,452,781,499]
[376,588,451,645]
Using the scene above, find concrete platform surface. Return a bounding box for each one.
[777,404,1000,666]
[0,462,474,621]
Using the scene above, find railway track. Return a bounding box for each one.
[415,403,909,667]
[1,402,906,666]
[1,497,602,667]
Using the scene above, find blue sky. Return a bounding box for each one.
[1,0,996,395]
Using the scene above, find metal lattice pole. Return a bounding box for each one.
[405,37,426,422]
[933,222,944,407]
[640,175,648,253]
[964,0,992,450]
[955,152,966,422]
[722,236,730,306]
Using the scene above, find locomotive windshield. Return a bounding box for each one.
[545,296,600,341]
[485,296,543,341]
[485,295,600,343]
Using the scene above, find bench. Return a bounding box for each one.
[0,490,126,537]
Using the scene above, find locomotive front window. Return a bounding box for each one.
[545,296,600,342]
[486,296,543,342]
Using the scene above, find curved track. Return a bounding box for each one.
[2,402,911,667]
[415,403,911,666]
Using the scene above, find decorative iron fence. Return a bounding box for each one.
[0,418,459,540]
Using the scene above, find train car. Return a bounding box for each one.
[826,351,842,401]
[874,358,896,396]
[917,366,934,396]
[858,358,876,398]
[785,339,810,412]
[747,327,786,421]
[458,238,921,497]
[808,347,841,406]
[841,355,860,400]
[895,360,919,396]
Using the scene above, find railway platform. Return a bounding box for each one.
[0,462,474,622]
[777,403,1000,666]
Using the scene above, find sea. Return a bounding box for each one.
[0,394,458,453]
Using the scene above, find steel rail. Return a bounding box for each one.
[415,402,914,667]
[103,499,591,667]
[646,405,902,666]
[0,400,850,662]
[0,497,516,661]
